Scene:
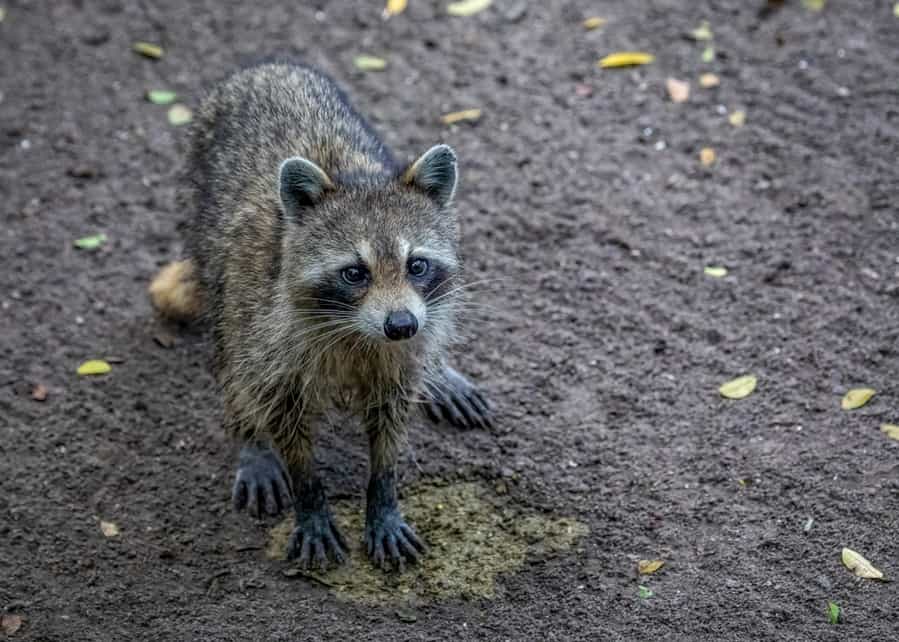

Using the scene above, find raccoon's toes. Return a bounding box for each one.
[425,366,493,430]
[231,443,293,518]
[286,510,348,572]
[365,511,426,572]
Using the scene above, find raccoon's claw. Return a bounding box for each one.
[365,510,426,572]
[232,443,293,518]
[286,510,348,572]
[425,366,493,430]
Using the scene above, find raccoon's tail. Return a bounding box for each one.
[148,259,204,322]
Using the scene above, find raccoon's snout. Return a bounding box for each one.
[383,309,418,341]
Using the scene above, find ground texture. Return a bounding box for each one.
[2,1,898,640]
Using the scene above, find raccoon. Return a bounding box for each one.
[149,62,492,571]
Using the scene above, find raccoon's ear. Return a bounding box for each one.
[279,157,335,217]
[403,144,458,208]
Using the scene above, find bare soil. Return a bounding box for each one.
[2,1,898,640]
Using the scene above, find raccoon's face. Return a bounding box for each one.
[279,145,461,345]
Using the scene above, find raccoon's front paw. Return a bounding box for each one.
[424,366,493,430]
[365,509,426,572]
[231,443,292,518]
[286,509,348,571]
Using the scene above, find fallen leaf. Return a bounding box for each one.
[729,110,746,127]
[700,147,716,166]
[0,8,6,23]
[598,52,655,69]
[440,109,482,125]
[802,0,825,10]
[77,360,112,376]
[575,83,593,97]
[666,78,690,103]
[383,0,407,17]
[395,608,418,623]
[74,233,107,250]
[841,547,884,580]
[704,265,728,278]
[1,615,23,636]
[31,383,48,401]
[153,331,176,349]
[827,601,840,624]
[895,3,899,18]
[146,89,177,105]
[638,559,665,574]
[167,104,193,126]
[100,520,120,537]
[582,16,606,30]
[690,20,713,41]
[841,388,875,410]
[699,73,720,88]
[353,55,388,71]
[133,41,164,59]
[637,585,653,599]
[446,0,492,16]
[701,45,715,63]
[881,423,899,441]
[719,374,757,400]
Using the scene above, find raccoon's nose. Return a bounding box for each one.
[384,309,419,341]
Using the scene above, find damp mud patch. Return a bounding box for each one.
[266,481,588,605]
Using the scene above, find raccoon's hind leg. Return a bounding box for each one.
[365,398,427,571]
[231,441,293,518]
[424,365,493,430]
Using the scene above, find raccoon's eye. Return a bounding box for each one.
[408,257,430,277]
[341,266,368,285]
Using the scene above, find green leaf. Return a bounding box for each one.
[719,375,757,400]
[353,55,388,71]
[802,0,825,11]
[446,0,492,17]
[827,601,840,624]
[637,585,653,599]
[701,45,715,63]
[74,233,107,250]
[146,90,177,105]
[133,41,164,59]
[690,21,713,41]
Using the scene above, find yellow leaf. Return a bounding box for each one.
[440,108,482,125]
[638,559,665,574]
[77,360,111,376]
[666,78,690,103]
[719,375,757,400]
[881,424,899,441]
[729,110,746,127]
[802,0,825,11]
[700,147,716,166]
[167,104,193,126]
[841,547,884,580]
[894,3,899,18]
[383,0,407,17]
[597,52,655,69]
[446,0,492,17]
[841,388,875,410]
[582,16,606,30]
[100,520,120,537]
[704,266,728,278]
[133,41,164,59]
[354,55,388,71]
[690,21,713,41]
[699,73,720,88]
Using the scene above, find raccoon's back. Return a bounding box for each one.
[184,63,396,300]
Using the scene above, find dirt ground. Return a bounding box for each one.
[2,0,898,640]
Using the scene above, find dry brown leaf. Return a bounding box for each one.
[881,423,899,441]
[100,520,120,537]
[383,0,407,17]
[699,73,720,88]
[446,0,492,17]
[582,16,606,30]
[700,147,716,166]
[1,615,24,636]
[598,52,655,68]
[719,375,756,399]
[666,78,690,103]
[729,110,746,127]
[31,383,48,401]
[440,109,482,125]
[841,547,884,580]
[842,388,875,410]
[638,559,665,574]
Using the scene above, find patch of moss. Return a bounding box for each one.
[267,481,588,605]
